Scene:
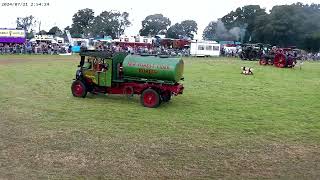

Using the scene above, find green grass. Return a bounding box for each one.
[0,56,320,179]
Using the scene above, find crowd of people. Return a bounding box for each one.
[94,41,190,56]
[0,41,319,61]
[0,42,69,55]
[220,48,240,57]
[0,40,191,57]
[306,52,320,61]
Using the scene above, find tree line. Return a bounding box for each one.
[203,3,320,52]
[16,10,197,41]
[16,2,320,52]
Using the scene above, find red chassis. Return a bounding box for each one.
[76,77,184,108]
[90,81,184,96]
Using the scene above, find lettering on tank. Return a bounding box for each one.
[127,62,170,70]
[138,69,158,74]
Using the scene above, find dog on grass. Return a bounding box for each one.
[241,67,253,75]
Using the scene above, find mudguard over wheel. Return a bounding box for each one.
[141,88,161,108]
[71,80,87,98]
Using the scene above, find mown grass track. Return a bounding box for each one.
[0,55,319,179]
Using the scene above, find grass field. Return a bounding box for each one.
[0,55,320,179]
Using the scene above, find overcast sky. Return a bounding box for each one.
[0,0,319,39]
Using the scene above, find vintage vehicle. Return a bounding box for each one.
[239,43,264,61]
[259,47,297,68]
[71,50,184,108]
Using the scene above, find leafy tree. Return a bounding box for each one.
[302,32,320,52]
[91,11,131,38]
[210,3,320,49]
[48,26,63,36]
[39,30,47,35]
[116,12,131,38]
[252,3,320,47]
[64,26,71,32]
[70,8,95,36]
[180,20,197,39]
[202,21,217,41]
[254,5,299,46]
[221,5,266,42]
[251,14,274,44]
[167,20,197,39]
[16,15,36,33]
[166,23,183,39]
[140,14,171,36]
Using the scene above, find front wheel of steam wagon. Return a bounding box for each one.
[141,88,161,108]
[71,80,87,98]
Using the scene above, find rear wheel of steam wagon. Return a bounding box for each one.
[141,88,161,108]
[71,80,87,98]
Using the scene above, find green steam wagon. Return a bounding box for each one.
[71,50,184,108]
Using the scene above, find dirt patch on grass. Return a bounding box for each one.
[0,106,320,179]
[219,142,320,178]
[1,113,320,179]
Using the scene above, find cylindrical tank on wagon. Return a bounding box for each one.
[122,55,184,83]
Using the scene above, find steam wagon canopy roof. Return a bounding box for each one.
[79,50,114,59]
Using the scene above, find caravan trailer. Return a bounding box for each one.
[190,40,220,57]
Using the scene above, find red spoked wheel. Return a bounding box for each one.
[259,57,267,65]
[274,53,286,68]
[141,88,160,108]
[71,80,87,98]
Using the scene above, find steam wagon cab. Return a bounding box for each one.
[71,50,184,108]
